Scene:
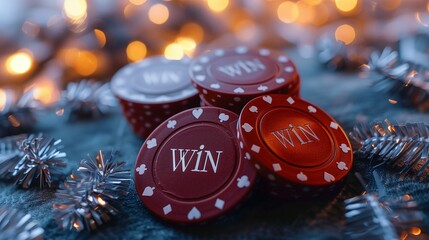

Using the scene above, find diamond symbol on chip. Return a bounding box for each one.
[163,204,172,215]
[272,163,282,172]
[340,144,351,153]
[251,144,260,153]
[237,175,250,188]
[242,123,253,133]
[215,198,225,210]
[136,164,147,175]
[287,97,295,104]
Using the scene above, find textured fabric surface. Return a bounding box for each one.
[1,50,428,239]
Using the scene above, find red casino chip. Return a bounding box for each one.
[190,46,299,109]
[111,56,199,138]
[237,94,353,189]
[135,107,256,223]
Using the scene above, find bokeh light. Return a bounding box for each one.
[207,0,229,12]
[94,29,106,48]
[176,37,197,56]
[63,0,87,20]
[127,41,147,62]
[180,22,204,43]
[6,51,33,75]
[335,24,356,45]
[0,89,6,111]
[148,4,169,25]
[74,51,98,76]
[277,1,299,23]
[410,227,421,236]
[129,0,147,6]
[164,43,184,60]
[335,0,357,12]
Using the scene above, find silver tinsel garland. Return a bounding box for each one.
[53,150,130,232]
[13,134,67,189]
[351,120,429,177]
[0,208,44,240]
[0,135,27,179]
[60,80,117,120]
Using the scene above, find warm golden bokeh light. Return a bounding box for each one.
[303,0,322,5]
[148,4,169,25]
[94,29,106,48]
[277,1,299,23]
[63,0,87,20]
[335,24,356,45]
[74,51,98,76]
[129,0,147,6]
[335,0,357,12]
[410,227,421,236]
[0,89,6,111]
[164,43,184,60]
[207,0,229,12]
[176,37,197,56]
[31,80,59,105]
[6,51,33,75]
[180,22,204,43]
[297,1,315,24]
[127,41,147,62]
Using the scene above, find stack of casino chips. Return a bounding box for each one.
[111,47,353,223]
[189,46,301,114]
[111,56,199,138]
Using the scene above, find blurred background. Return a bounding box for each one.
[0,0,428,109]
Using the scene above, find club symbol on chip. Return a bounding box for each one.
[297,172,308,182]
[192,108,203,119]
[146,138,157,149]
[340,144,350,153]
[218,113,229,122]
[142,186,155,196]
[262,96,272,104]
[167,120,177,129]
[187,207,201,220]
[249,106,258,113]
[136,164,147,175]
[237,175,250,188]
[336,161,348,170]
[257,85,268,91]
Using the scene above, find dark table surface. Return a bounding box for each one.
[1,49,428,240]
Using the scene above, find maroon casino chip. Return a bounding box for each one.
[135,107,257,223]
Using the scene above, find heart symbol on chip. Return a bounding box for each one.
[242,123,253,133]
[307,106,317,113]
[262,96,272,104]
[142,186,155,196]
[167,120,177,129]
[276,78,285,84]
[297,172,307,182]
[210,83,220,89]
[234,87,245,93]
[195,75,206,81]
[237,175,250,188]
[324,172,335,182]
[192,108,203,119]
[146,138,157,149]
[218,113,229,122]
[187,207,201,220]
[249,106,258,113]
[257,85,268,91]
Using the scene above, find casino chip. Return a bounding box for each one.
[189,46,300,113]
[237,94,353,197]
[111,56,199,138]
[135,107,256,223]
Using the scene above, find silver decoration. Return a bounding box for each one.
[0,90,36,138]
[344,193,424,240]
[61,80,117,120]
[365,47,429,111]
[351,120,429,177]
[0,135,27,179]
[0,208,44,240]
[13,134,67,189]
[53,150,130,232]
